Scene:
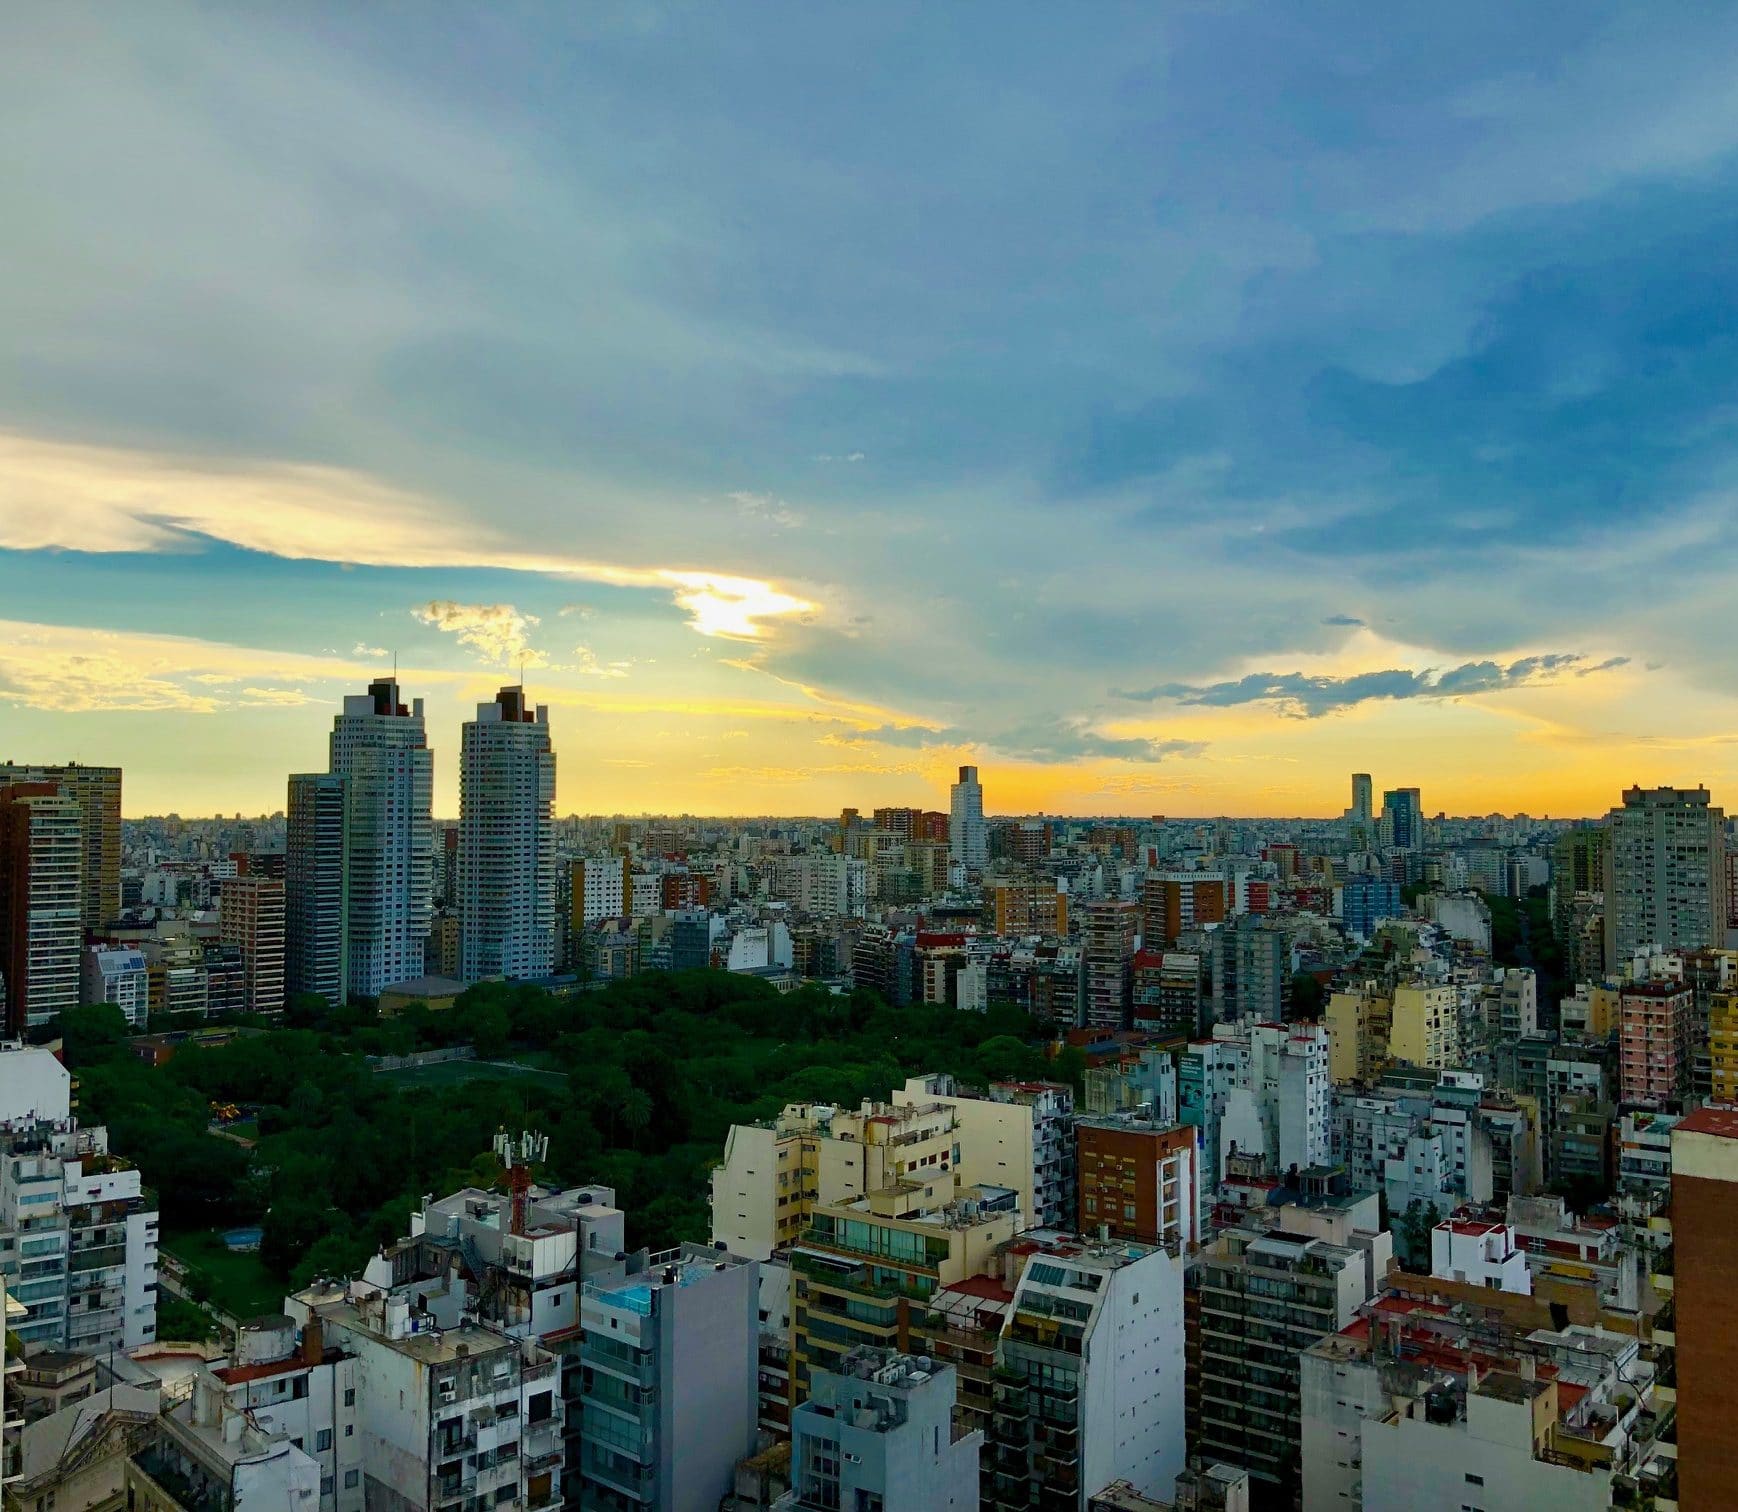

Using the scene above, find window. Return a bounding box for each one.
[344,1471,359,1490]
[321,1477,333,1496]
[345,1425,353,1438]
[344,1387,356,1406]
[317,1429,332,1452]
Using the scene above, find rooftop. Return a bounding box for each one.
[1674,1104,1738,1140]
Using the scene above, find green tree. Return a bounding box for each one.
[56,1003,132,1067]
[157,1297,219,1342]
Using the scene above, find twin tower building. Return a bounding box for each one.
[286,679,554,1005]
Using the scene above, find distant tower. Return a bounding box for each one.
[329,678,433,998]
[0,785,82,1034]
[1350,773,1373,825]
[459,687,556,983]
[1379,787,1422,850]
[949,766,987,873]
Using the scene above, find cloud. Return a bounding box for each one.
[835,720,1208,765]
[812,452,866,463]
[0,430,814,640]
[1322,614,1365,627]
[351,642,389,659]
[730,491,804,529]
[412,601,543,665]
[572,645,631,679]
[1117,653,1620,717]
[1576,655,1632,676]
[0,619,371,714]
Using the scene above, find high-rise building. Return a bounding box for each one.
[1379,787,1423,850]
[788,1348,980,1512]
[1617,979,1693,1108]
[1210,913,1289,1023]
[285,772,348,1007]
[1350,772,1373,825]
[948,765,987,873]
[574,1244,759,1511]
[1339,874,1400,940]
[1190,1228,1369,1503]
[1141,873,1228,947]
[994,1234,1187,1510]
[0,784,82,1033]
[0,764,121,935]
[1603,785,1728,962]
[1669,1105,1738,1510]
[219,874,286,1017]
[1079,898,1139,1031]
[328,679,433,999]
[458,686,556,983]
[1076,1113,1199,1249]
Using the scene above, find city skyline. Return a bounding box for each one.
[10,7,1738,817]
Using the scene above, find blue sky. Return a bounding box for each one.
[5,2,1738,816]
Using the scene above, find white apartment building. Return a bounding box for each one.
[949,766,987,872]
[572,857,626,930]
[138,1314,363,1512]
[1216,1021,1332,1177]
[0,1046,157,1353]
[459,687,556,983]
[328,679,434,999]
[896,1072,1075,1229]
[994,1233,1187,1509]
[81,946,148,1025]
[1430,1215,1532,1293]
[288,1274,566,1512]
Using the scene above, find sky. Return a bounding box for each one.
[6,3,1738,819]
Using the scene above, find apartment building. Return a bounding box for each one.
[787,1347,980,1512]
[790,1184,1021,1406]
[134,1314,364,1512]
[1604,784,1727,961]
[0,1044,157,1353]
[1324,981,1391,1086]
[897,1073,1075,1230]
[988,878,1069,938]
[1131,950,1205,1038]
[575,1243,758,1512]
[81,945,148,1025]
[1075,1114,1199,1250]
[1189,1228,1369,1504]
[1080,899,1139,1032]
[286,771,348,1008]
[991,1233,1187,1511]
[1618,979,1693,1108]
[0,763,121,937]
[220,873,286,1017]
[459,686,557,983]
[326,678,434,1000]
[288,1276,566,1512]
[1141,875,1227,949]
[0,783,82,1033]
[1388,983,1461,1070]
[710,1096,964,1262]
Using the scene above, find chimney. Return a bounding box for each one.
[1520,1355,1536,1382]
[1466,1362,1480,1394]
[302,1315,323,1367]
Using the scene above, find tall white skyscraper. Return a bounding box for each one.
[949,764,987,872]
[459,686,556,982]
[328,679,433,999]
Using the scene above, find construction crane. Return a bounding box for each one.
[492,1129,548,1236]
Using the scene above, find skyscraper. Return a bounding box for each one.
[328,679,433,1000]
[0,764,120,937]
[1378,786,1422,849]
[948,765,986,872]
[1603,785,1728,963]
[0,785,82,1033]
[286,772,347,1007]
[220,873,286,1017]
[1350,772,1373,825]
[458,686,555,983]
[1080,897,1139,1031]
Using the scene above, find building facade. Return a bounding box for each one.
[286,771,348,1008]
[459,686,557,983]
